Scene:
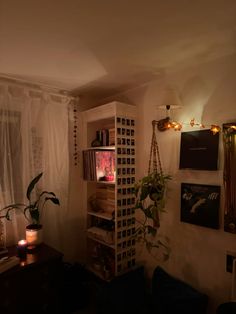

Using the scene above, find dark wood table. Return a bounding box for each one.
[0,243,63,314]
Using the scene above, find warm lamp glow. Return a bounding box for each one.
[158,87,183,109]
[172,122,182,131]
[17,239,27,259]
[210,125,221,135]
[156,116,221,134]
[156,87,221,134]
[18,239,27,246]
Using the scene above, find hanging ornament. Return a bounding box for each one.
[73,100,78,166]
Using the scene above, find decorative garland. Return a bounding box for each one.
[73,101,78,166]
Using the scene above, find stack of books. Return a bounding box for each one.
[95,185,115,215]
[93,128,115,147]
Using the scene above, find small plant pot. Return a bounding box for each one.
[26,224,43,249]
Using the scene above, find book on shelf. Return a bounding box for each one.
[108,128,115,146]
[94,128,115,147]
[92,185,115,215]
[83,150,115,182]
[96,185,115,199]
[87,226,114,245]
[96,199,115,214]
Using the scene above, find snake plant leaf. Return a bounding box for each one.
[23,205,33,217]
[0,203,25,211]
[39,191,57,198]
[45,197,60,205]
[29,208,40,224]
[26,172,43,201]
[5,211,11,221]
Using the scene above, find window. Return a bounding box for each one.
[0,110,23,200]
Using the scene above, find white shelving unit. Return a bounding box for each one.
[82,101,137,281]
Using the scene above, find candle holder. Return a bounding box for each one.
[17,239,28,259]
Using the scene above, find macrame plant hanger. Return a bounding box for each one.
[147,120,163,228]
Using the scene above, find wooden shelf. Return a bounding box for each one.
[83,102,137,279]
[87,211,114,220]
[86,180,115,185]
[87,146,115,150]
[87,233,115,249]
[86,264,113,282]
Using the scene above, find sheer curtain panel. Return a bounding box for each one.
[0,81,71,254]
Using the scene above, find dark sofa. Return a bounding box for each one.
[96,265,208,314]
[148,266,208,314]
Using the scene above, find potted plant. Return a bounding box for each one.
[134,171,171,260]
[0,172,60,248]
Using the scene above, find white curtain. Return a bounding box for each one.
[0,80,72,253]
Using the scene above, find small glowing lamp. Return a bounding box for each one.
[210,125,221,135]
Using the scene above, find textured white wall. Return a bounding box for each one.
[72,52,236,313]
[112,53,236,314]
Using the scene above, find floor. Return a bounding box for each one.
[70,280,98,314]
[64,264,146,314]
[72,305,96,314]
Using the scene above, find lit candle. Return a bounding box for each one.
[17,239,27,259]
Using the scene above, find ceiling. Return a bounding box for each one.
[0,0,236,100]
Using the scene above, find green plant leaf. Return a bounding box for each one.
[147,225,157,236]
[29,208,40,224]
[139,186,149,201]
[45,197,60,205]
[0,203,25,211]
[39,191,56,198]
[26,172,43,201]
[23,205,33,217]
[142,204,155,218]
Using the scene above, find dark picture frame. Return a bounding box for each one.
[181,183,220,229]
[179,129,219,170]
[223,122,236,234]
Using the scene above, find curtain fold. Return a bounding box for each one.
[0,81,72,253]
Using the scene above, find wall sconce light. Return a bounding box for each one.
[156,87,183,132]
[155,87,221,135]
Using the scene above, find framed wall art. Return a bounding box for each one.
[181,183,220,229]
[179,129,219,170]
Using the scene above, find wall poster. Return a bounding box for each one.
[181,183,220,229]
[179,129,219,170]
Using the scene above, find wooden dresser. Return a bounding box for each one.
[0,243,63,314]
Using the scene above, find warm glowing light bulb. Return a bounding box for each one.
[165,121,172,129]
[173,123,182,131]
[190,119,195,127]
[210,125,221,135]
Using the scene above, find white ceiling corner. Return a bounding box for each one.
[0,0,235,100]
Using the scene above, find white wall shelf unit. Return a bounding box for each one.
[82,101,137,281]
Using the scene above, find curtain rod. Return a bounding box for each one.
[0,74,77,100]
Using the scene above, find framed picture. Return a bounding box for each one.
[181,183,220,229]
[179,129,219,170]
[223,122,236,234]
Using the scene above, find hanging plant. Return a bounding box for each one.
[133,120,172,260]
[134,172,171,224]
[134,171,171,259]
